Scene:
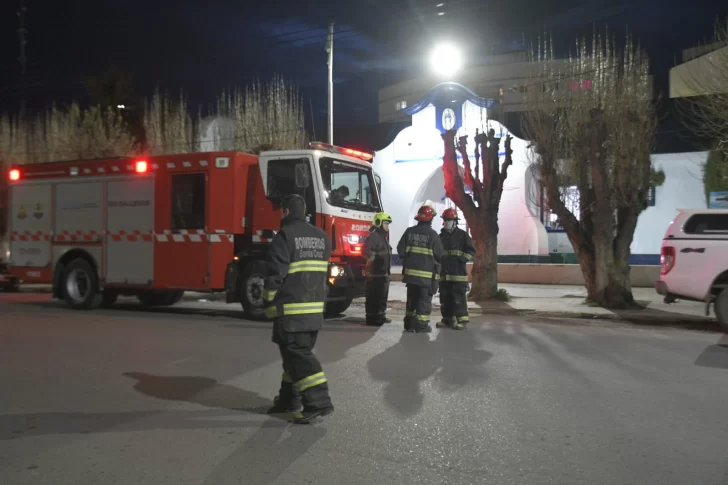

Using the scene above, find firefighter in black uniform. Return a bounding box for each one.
[264,194,334,424]
[437,208,476,330]
[396,205,443,333]
[363,211,393,326]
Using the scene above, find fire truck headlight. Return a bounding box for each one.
[329,265,345,278]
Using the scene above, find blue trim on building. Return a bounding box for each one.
[401,82,497,116]
[390,254,660,266]
[395,152,507,164]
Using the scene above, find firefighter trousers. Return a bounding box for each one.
[439,282,469,327]
[277,330,333,412]
[404,284,433,330]
[365,276,390,325]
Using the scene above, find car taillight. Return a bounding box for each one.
[661,246,675,275]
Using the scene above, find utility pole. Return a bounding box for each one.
[326,22,334,144]
[17,0,28,118]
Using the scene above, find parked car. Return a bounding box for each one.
[0,261,20,292]
[655,208,728,331]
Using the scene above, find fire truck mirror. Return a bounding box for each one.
[295,163,310,189]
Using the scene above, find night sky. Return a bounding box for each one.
[0,0,726,137]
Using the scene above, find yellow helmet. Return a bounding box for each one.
[373,211,393,227]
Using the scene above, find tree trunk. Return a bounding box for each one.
[573,235,635,309]
[469,215,499,301]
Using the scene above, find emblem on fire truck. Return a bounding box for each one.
[17,205,27,220]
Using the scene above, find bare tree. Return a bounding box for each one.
[441,127,514,300]
[144,88,197,155]
[216,75,307,153]
[676,19,728,157]
[522,32,657,308]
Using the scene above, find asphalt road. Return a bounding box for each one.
[2,293,728,485]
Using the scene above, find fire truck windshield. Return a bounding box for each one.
[320,157,382,213]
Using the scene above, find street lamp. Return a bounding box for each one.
[430,43,462,78]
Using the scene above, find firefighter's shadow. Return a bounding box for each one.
[367,329,492,418]
[122,372,275,415]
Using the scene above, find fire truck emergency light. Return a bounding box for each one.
[309,142,373,162]
[135,160,148,173]
[8,169,20,181]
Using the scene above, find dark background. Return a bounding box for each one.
[0,0,726,149]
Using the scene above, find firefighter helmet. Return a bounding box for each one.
[373,211,393,227]
[414,205,436,222]
[442,208,459,220]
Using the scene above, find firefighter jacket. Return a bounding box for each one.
[263,214,332,333]
[363,227,392,277]
[440,227,476,283]
[396,221,443,287]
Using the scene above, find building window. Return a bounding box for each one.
[647,185,656,207]
[541,185,580,232]
[171,173,206,231]
[396,100,407,110]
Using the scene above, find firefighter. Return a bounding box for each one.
[263,194,334,424]
[396,205,443,333]
[437,208,476,330]
[363,211,393,326]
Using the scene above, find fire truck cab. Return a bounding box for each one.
[5,142,382,319]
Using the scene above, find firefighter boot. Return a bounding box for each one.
[453,316,469,330]
[293,381,334,424]
[267,381,302,414]
[437,318,454,329]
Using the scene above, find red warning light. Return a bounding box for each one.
[135,161,148,173]
[8,169,20,181]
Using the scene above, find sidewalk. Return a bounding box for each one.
[12,281,717,327]
[352,281,717,326]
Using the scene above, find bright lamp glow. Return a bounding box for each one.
[430,43,462,78]
[135,160,148,173]
[9,169,20,181]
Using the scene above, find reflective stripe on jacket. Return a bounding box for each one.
[396,221,443,287]
[263,215,332,332]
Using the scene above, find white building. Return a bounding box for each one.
[372,82,708,265]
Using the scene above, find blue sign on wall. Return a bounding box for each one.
[709,191,728,208]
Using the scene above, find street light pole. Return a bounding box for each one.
[326,22,334,144]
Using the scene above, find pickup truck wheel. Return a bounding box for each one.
[325,298,353,318]
[714,289,728,332]
[62,258,103,310]
[240,261,267,320]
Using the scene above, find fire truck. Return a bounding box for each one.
[5,142,382,318]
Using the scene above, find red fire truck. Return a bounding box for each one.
[5,142,382,318]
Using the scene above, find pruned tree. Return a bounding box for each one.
[522,32,657,308]
[216,75,307,154]
[676,19,728,155]
[143,88,197,155]
[441,126,514,300]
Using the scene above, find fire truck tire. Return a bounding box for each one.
[324,298,353,318]
[167,291,185,305]
[102,291,119,307]
[62,258,103,310]
[240,261,267,320]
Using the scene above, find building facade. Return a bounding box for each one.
[372,82,708,265]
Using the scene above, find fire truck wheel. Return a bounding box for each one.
[102,291,119,307]
[167,291,185,305]
[324,298,353,318]
[62,258,103,310]
[240,261,267,320]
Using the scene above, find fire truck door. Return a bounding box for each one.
[8,183,52,273]
[106,178,154,285]
[157,172,209,289]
